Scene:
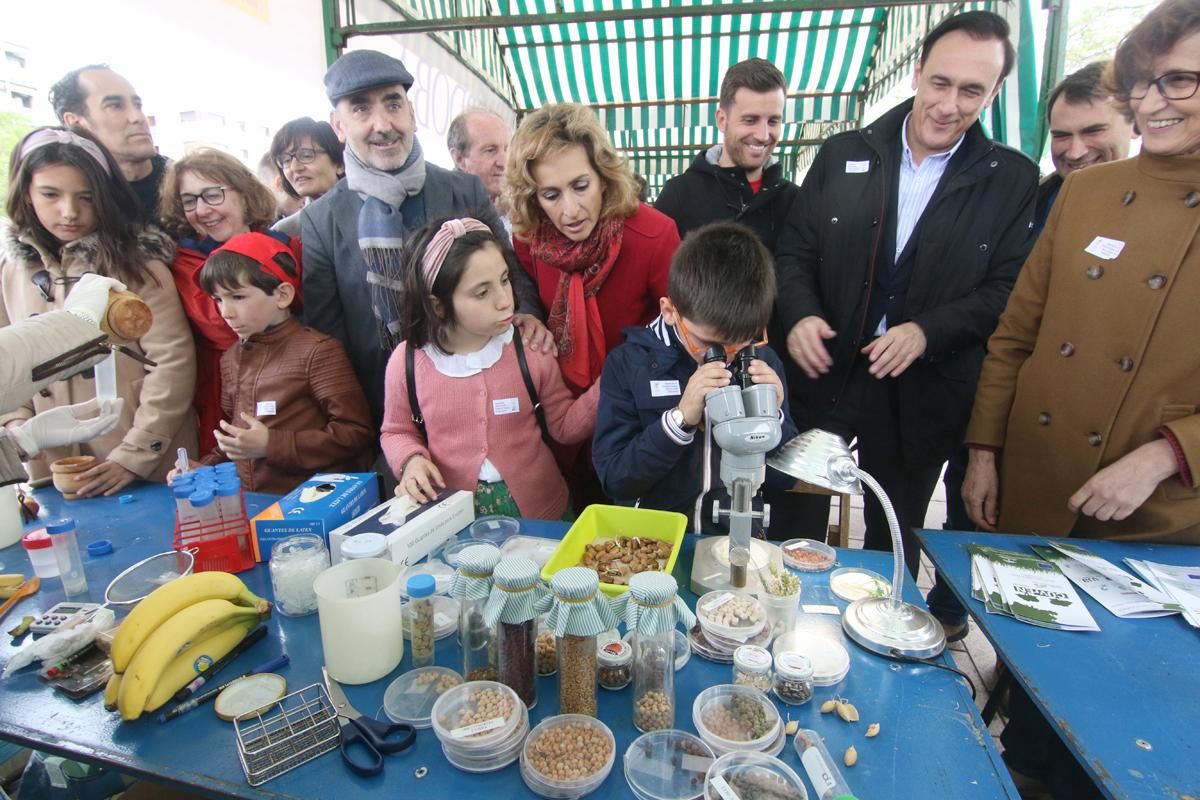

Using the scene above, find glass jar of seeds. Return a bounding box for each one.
[732,645,773,692]
[772,651,814,705]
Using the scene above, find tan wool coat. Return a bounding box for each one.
[967,152,1200,543]
[0,224,198,483]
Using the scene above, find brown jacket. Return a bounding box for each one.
[202,317,374,494]
[0,225,198,482]
[967,152,1200,543]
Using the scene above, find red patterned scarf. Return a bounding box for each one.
[531,215,625,392]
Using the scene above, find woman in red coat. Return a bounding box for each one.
[158,149,301,453]
[506,103,679,395]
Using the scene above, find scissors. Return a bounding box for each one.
[322,667,416,777]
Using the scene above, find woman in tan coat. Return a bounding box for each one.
[964,1,1200,545]
[0,127,197,496]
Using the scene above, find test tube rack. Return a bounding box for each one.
[172,489,255,574]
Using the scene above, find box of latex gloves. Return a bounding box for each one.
[250,473,381,561]
[329,489,474,566]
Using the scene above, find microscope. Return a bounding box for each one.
[689,345,785,595]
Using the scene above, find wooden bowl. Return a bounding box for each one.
[50,456,98,500]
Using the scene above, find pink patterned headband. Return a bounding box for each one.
[421,218,492,289]
[19,128,111,176]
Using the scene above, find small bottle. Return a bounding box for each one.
[597,639,632,690]
[451,544,501,682]
[631,631,673,731]
[732,645,773,692]
[46,518,88,598]
[174,484,200,530]
[795,728,859,800]
[772,652,815,705]
[557,632,598,715]
[214,482,243,529]
[189,489,220,540]
[22,530,60,579]
[407,574,437,668]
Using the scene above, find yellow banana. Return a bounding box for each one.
[0,574,26,599]
[104,673,122,711]
[118,598,268,720]
[143,618,256,713]
[111,571,266,673]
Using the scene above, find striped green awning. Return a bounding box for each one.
[329,0,1042,192]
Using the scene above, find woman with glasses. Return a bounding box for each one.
[0,126,197,496]
[269,118,345,236]
[159,149,301,453]
[963,2,1200,793]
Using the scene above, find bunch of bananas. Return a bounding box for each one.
[105,571,271,720]
[0,574,27,599]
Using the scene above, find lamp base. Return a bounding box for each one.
[841,597,946,660]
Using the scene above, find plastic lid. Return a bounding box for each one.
[781,538,837,572]
[214,483,240,497]
[597,639,631,667]
[408,573,436,598]
[398,560,454,597]
[384,667,463,728]
[169,474,194,486]
[774,651,814,680]
[705,751,806,800]
[469,515,520,544]
[623,730,716,800]
[188,489,214,507]
[341,532,388,560]
[87,539,113,556]
[22,530,53,550]
[733,645,773,674]
[46,518,76,534]
[772,631,850,687]
[830,567,891,602]
[194,466,216,476]
[173,485,194,499]
[118,494,134,504]
[215,461,238,472]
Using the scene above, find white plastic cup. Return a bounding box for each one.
[314,557,403,684]
[0,485,22,549]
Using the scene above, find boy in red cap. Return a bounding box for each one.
[186,231,374,492]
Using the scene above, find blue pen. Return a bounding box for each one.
[157,653,289,723]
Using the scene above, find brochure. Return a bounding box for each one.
[968,545,1099,631]
[1125,559,1200,628]
[1032,545,1178,618]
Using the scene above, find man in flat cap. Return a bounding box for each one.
[300,49,547,429]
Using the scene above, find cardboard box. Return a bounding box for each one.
[329,489,474,566]
[250,473,380,561]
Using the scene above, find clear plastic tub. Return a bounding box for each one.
[383,667,463,728]
[696,590,766,644]
[401,595,460,640]
[705,720,788,758]
[441,702,529,772]
[692,684,781,753]
[430,680,524,751]
[398,559,455,596]
[623,730,715,800]
[469,515,520,544]
[829,567,891,602]
[521,714,616,799]
[704,751,809,800]
[500,534,560,568]
[781,539,837,572]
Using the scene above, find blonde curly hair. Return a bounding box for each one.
[504,103,640,238]
[158,148,277,240]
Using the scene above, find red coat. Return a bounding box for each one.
[514,203,678,387]
[170,231,301,453]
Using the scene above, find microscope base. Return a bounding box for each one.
[689,535,783,596]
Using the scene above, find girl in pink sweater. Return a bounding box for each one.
[381,218,599,519]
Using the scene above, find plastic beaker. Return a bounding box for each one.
[314,557,403,684]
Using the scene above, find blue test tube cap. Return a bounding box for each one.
[189,489,215,507]
[214,462,238,474]
[407,574,437,598]
[169,473,195,487]
[119,494,135,504]
[173,485,194,500]
[215,483,240,498]
[87,539,113,557]
[46,518,76,534]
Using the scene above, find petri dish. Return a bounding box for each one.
[624,730,715,800]
[469,515,520,545]
[384,667,463,728]
[771,630,850,687]
[780,539,837,572]
[439,537,478,569]
[397,559,454,597]
[829,567,892,602]
[499,535,559,568]
[401,595,460,640]
[704,751,808,800]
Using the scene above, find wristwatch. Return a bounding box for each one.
[669,407,695,434]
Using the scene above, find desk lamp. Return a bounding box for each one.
[768,429,945,659]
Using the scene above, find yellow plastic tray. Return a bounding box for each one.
[540,505,688,596]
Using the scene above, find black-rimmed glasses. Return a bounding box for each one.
[180,186,227,212]
[275,147,326,168]
[1130,70,1200,101]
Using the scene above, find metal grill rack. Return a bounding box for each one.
[234,682,340,786]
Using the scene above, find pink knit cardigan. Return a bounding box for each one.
[381,338,600,519]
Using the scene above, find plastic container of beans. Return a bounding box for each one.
[696,590,767,644]
[520,714,616,798]
[780,539,837,572]
[704,751,808,800]
[430,680,524,753]
[441,702,529,772]
[692,684,781,755]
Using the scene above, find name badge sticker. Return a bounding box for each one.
[650,380,682,397]
[256,401,277,416]
[492,397,520,415]
[845,160,871,174]
[1084,236,1126,260]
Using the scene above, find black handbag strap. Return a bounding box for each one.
[512,333,551,445]
[405,336,550,445]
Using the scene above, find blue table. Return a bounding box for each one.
[918,529,1200,800]
[0,483,1019,799]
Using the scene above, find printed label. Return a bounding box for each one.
[492,397,520,415]
[845,160,871,173]
[709,774,742,800]
[703,592,734,612]
[1084,236,1126,260]
[680,754,714,773]
[450,716,505,739]
[801,604,841,615]
[800,747,839,794]
[650,380,682,397]
[344,576,379,599]
[256,400,276,416]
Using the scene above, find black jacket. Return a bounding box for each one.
[774,98,1039,464]
[655,148,799,252]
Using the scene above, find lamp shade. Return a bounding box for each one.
[767,429,862,495]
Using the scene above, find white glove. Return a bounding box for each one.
[64,273,127,326]
[7,397,124,457]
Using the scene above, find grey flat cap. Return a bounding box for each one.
[325,50,414,104]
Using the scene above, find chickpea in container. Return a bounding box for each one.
[536,566,618,716]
